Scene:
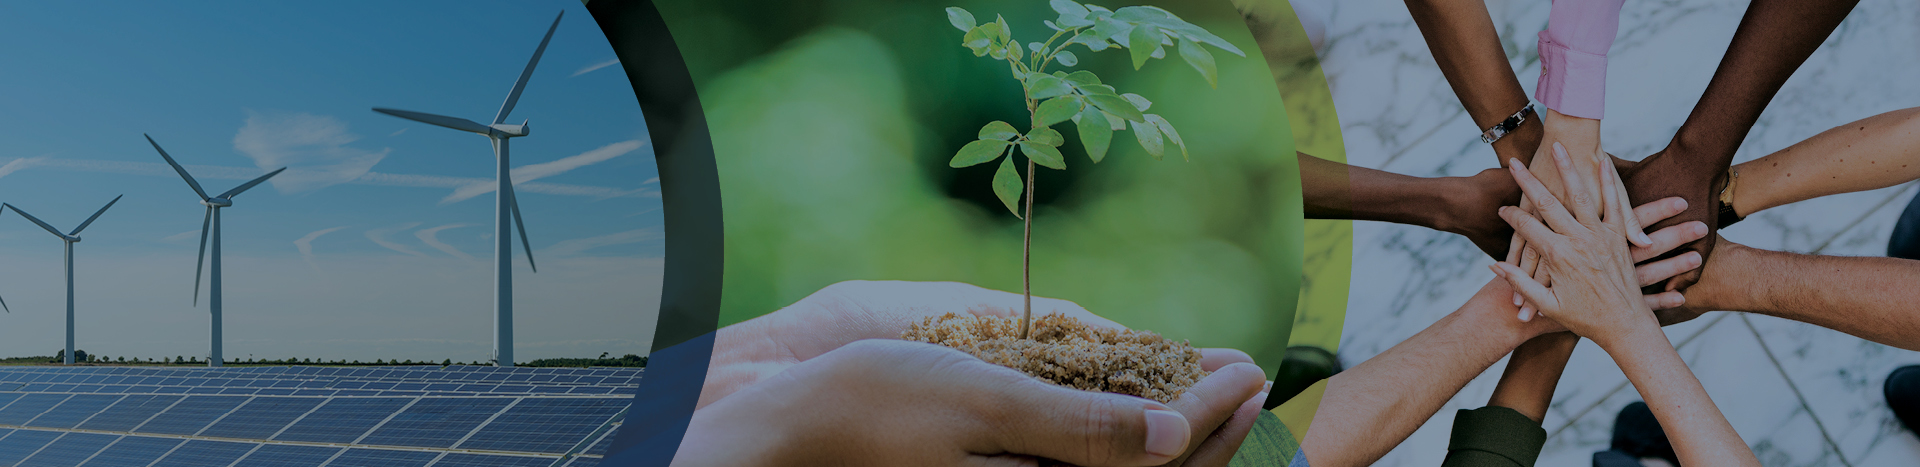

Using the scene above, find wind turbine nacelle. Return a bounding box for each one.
[202,198,233,208]
[490,122,530,137]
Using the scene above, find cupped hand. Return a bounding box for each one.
[701,280,1130,408]
[677,339,1269,467]
[1490,149,1663,345]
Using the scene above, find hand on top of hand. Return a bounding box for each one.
[1491,147,1692,345]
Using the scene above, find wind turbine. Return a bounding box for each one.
[4,196,122,365]
[145,134,286,368]
[372,11,557,367]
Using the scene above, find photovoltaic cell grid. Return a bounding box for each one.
[0,366,637,466]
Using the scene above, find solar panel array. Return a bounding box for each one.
[0,366,637,467]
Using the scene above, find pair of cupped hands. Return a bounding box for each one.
[676,281,1271,467]
[1485,140,1712,346]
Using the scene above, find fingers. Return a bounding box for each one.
[1492,262,1558,318]
[1507,158,1583,234]
[1644,291,1686,311]
[1498,206,1563,261]
[1635,251,1703,287]
[1163,363,1268,466]
[1199,348,1255,372]
[991,383,1191,466]
[1550,143,1601,226]
[1631,197,1689,229]
[1173,388,1268,467]
[1631,221,1708,263]
[1608,164,1653,246]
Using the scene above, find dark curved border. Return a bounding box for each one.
[588,0,723,465]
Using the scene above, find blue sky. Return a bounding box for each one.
[0,1,662,362]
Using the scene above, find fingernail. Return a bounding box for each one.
[1636,231,1653,245]
[1686,251,1702,267]
[1509,158,1523,169]
[1512,292,1524,306]
[1252,392,1270,405]
[1693,222,1709,236]
[1143,407,1189,458]
[1518,308,1532,322]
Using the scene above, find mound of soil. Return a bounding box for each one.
[900,312,1206,403]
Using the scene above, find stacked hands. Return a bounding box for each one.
[678,281,1271,467]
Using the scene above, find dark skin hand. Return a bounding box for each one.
[1622,0,1860,293]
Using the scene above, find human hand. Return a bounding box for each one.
[1507,133,1650,316]
[1621,146,1727,293]
[701,281,1252,409]
[677,339,1269,467]
[1491,150,1663,345]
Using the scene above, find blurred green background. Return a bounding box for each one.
[654,0,1303,377]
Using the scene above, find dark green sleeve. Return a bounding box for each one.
[1439,406,1547,467]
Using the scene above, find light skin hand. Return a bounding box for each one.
[1493,159,1760,467]
[1509,115,1650,318]
[677,339,1268,467]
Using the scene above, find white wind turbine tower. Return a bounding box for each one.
[372,11,559,367]
[4,196,122,365]
[145,134,287,368]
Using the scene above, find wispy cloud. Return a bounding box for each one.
[232,110,389,194]
[414,224,478,262]
[441,140,647,204]
[389,128,407,137]
[294,226,349,264]
[542,227,663,257]
[0,157,48,179]
[163,229,201,243]
[364,223,427,257]
[572,58,621,77]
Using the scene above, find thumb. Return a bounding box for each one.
[986,382,1191,466]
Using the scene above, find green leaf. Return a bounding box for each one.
[945,7,976,32]
[1008,41,1023,61]
[1112,6,1246,57]
[950,139,1011,167]
[1027,75,1074,100]
[1076,108,1114,163]
[992,157,1024,218]
[1064,70,1101,87]
[1035,95,1083,126]
[1145,114,1186,160]
[1130,119,1164,159]
[1019,141,1067,169]
[1177,38,1218,88]
[963,26,994,56]
[1045,20,1064,31]
[1104,111,1127,130]
[1087,94,1145,122]
[1128,25,1160,69]
[1080,83,1119,96]
[1027,127,1065,147]
[1121,93,1152,111]
[1227,411,1300,467]
[1051,0,1090,17]
[1054,50,1078,67]
[978,121,1020,141]
[1069,32,1110,51]
[1029,42,1045,53]
[990,47,1008,60]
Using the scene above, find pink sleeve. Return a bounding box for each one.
[1535,0,1625,120]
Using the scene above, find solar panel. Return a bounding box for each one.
[75,436,182,467]
[583,425,619,457]
[565,456,601,467]
[457,398,625,454]
[17,432,117,467]
[356,398,515,448]
[0,430,63,465]
[80,395,182,432]
[0,394,73,425]
[135,395,250,435]
[150,440,256,467]
[270,397,411,444]
[323,448,440,467]
[231,443,339,467]
[199,397,325,439]
[27,394,123,429]
[432,453,558,467]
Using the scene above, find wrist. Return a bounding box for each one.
[1585,313,1666,352]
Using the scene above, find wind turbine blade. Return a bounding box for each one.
[217,168,287,199]
[5,204,69,240]
[494,11,564,124]
[69,194,123,236]
[194,206,211,306]
[507,183,536,273]
[373,108,492,134]
[145,134,211,201]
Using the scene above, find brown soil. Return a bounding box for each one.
[900,312,1206,403]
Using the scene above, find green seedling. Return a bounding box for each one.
[946,0,1243,338]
